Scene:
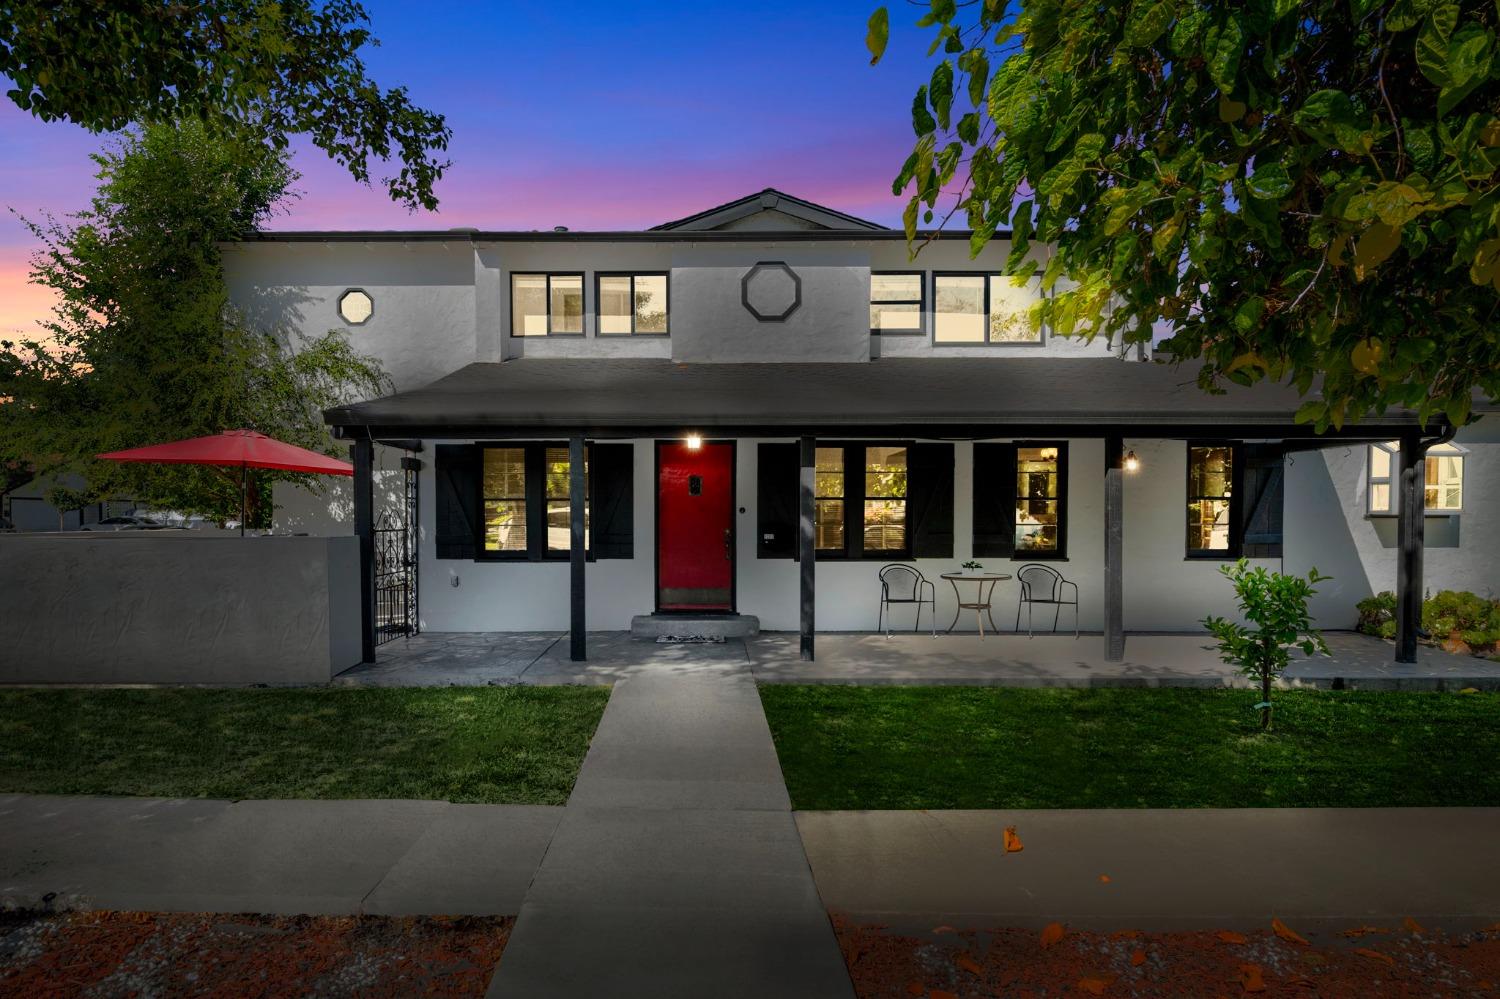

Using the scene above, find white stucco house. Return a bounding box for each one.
[222,189,1499,664]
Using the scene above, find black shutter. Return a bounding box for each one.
[1241,443,1285,557]
[972,443,1015,558]
[589,443,634,559]
[757,443,799,559]
[435,444,479,560]
[908,442,954,558]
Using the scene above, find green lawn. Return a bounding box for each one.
[0,686,610,805]
[759,686,1500,810]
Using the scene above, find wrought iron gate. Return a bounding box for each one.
[373,457,419,645]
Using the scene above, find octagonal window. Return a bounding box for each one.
[338,288,373,325]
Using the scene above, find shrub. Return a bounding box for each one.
[1422,590,1500,653]
[1204,560,1330,730]
[1356,592,1396,639]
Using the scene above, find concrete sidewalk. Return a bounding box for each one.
[798,807,1500,934]
[0,795,559,916]
[486,672,855,999]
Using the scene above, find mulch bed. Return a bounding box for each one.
[835,915,1500,998]
[0,910,511,998]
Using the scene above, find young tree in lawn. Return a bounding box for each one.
[0,120,389,526]
[1204,560,1331,730]
[867,1,1500,429]
[1,1,449,210]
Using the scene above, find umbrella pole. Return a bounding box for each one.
[240,463,247,537]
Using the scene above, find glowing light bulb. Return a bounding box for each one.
[1124,450,1140,473]
[685,434,703,451]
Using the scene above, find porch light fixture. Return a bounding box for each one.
[1124,450,1140,473]
[685,433,703,451]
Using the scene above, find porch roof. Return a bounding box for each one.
[323,357,1443,440]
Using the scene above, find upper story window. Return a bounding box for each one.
[1187,444,1234,556]
[870,272,924,333]
[597,273,668,335]
[1369,441,1466,513]
[512,273,584,336]
[933,273,1043,345]
[337,288,373,325]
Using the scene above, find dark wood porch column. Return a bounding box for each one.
[1395,432,1425,664]
[352,437,376,663]
[569,434,587,662]
[799,436,816,661]
[1104,435,1125,662]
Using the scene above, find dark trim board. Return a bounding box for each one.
[248,229,995,244]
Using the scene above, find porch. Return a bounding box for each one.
[333,630,1500,690]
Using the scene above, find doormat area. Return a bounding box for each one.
[656,635,728,644]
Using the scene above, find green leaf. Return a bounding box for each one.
[1294,400,1327,424]
[911,85,937,137]
[1416,4,1460,88]
[930,60,955,130]
[1125,0,1176,48]
[1208,14,1245,91]
[1353,222,1402,273]
[866,7,890,65]
[1246,163,1292,200]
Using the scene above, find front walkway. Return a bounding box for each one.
[485,670,854,998]
[338,629,1500,690]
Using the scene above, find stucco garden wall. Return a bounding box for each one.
[0,534,360,684]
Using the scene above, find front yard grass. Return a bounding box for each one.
[0,686,609,805]
[759,686,1500,810]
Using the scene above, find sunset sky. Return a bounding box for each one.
[0,0,940,339]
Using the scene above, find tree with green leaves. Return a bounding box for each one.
[1,1,448,210]
[867,0,1500,429]
[0,120,389,526]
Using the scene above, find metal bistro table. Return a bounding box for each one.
[939,571,1012,637]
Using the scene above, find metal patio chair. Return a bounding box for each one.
[1014,563,1080,638]
[877,564,937,638]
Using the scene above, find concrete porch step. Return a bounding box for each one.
[630,614,760,639]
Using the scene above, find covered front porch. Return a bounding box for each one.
[334,630,1500,690]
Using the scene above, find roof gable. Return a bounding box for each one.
[650,188,887,232]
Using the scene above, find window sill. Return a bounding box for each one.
[931,340,1047,348]
[509,332,587,338]
[870,329,926,336]
[596,332,671,338]
[1011,554,1068,562]
[1184,552,1237,561]
[1365,511,1461,519]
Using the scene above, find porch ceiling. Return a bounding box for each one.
[324,357,1447,440]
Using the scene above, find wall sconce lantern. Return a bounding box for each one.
[1124,450,1140,473]
[685,433,703,451]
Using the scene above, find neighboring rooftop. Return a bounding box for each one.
[649,188,888,232]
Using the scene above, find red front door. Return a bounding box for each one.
[657,442,734,611]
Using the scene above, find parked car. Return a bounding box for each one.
[79,515,176,532]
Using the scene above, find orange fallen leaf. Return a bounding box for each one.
[905,983,925,997]
[1338,925,1389,938]
[931,925,958,935]
[1040,922,1066,948]
[1402,916,1425,934]
[1098,874,1111,884]
[1111,929,1141,939]
[1004,825,1024,853]
[1239,963,1267,993]
[931,991,959,999]
[1130,949,1147,967]
[956,954,983,976]
[1480,923,1500,933]
[1216,931,1248,945]
[1355,947,1396,966]
[1078,975,1113,995]
[1272,917,1309,946]
[1284,978,1318,990]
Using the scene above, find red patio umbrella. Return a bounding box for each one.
[97,429,352,536]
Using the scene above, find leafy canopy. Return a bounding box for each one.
[868,0,1500,430]
[0,120,389,524]
[0,1,449,210]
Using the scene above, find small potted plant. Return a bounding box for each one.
[960,559,984,575]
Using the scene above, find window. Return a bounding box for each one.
[933,273,1043,344]
[814,447,845,551]
[1015,446,1061,554]
[512,273,584,335]
[337,288,373,325]
[598,273,668,335]
[1187,444,1235,556]
[481,443,587,558]
[544,446,588,552]
[482,448,528,553]
[870,272,924,333]
[1370,440,1466,513]
[863,446,908,552]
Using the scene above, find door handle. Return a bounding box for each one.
[724,528,732,561]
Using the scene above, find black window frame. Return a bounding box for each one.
[1011,441,1069,560]
[476,441,591,562]
[813,441,914,561]
[595,271,671,337]
[509,272,586,338]
[869,270,926,335]
[931,271,1046,347]
[1185,441,1244,560]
